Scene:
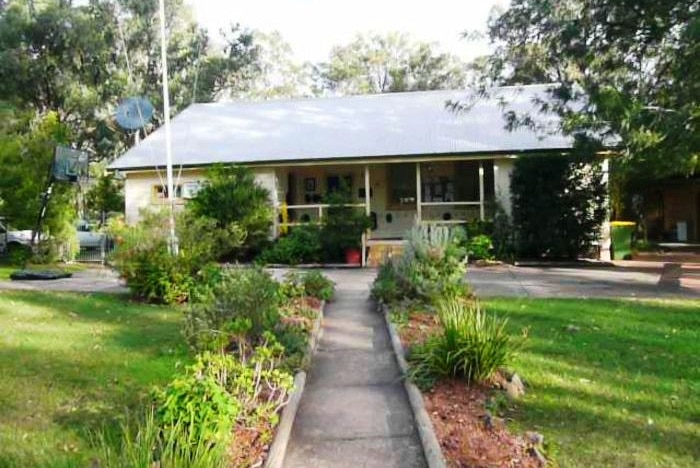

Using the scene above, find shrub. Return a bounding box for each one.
[154,353,241,445]
[396,225,469,303]
[279,270,334,301]
[511,154,607,259]
[184,267,281,352]
[321,189,372,262]
[300,271,334,301]
[467,234,494,261]
[371,261,401,304]
[409,297,524,388]
[188,165,273,260]
[108,210,243,304]
[258,225,323,265]
[93,409,227,468]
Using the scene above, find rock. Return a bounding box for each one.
[504,373,526,400]
[565,324,581,333]
[526,431,545,445]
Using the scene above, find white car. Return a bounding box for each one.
[75,220,107,249]
[0,218,32,254]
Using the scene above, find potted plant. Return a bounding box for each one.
[322,189,372,264]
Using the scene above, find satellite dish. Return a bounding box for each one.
[115,97,154,130]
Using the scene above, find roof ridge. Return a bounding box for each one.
[191,83,557,108]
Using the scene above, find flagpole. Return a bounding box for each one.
[158,0,178,254]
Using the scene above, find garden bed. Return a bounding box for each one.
[390,305,542,468]
[385,304,542,467]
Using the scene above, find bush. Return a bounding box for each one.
[258,225,323,265]
[467,234,494,261]
[184,267,281,352]
[188,165,273,260]
[93,409,227,468]
[300,271,335,301]
[409,298,524,388]
[371,261,401,304]
[395,225,469,304]
[108,211,243,304]
[511,154,607,259]
[321,189,372,262]
[279,271,334,301]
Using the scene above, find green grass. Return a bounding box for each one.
[0,290,188,467]
[486,298,700,467]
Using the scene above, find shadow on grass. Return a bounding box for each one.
[484,298,700,465]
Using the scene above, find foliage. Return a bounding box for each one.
[85,173,124,224]
[395,225,469,304]
[466,234,494,261]
[279,270,335,302]
[0,111,78,257]
[511,154,607,259]
[483,0,700,178]
[371,261,401,304]
[0,0,259,162]
[94,409,227,468]
[153,353,240,447]
[409,298,524,388]
[490,203,516,261]
[257,224,323,265]
[300,271,335,301]
[320,32,468,94]
[184,268,280,352]
[108,210,241,303]
[320,189,372,261]
[188,165,273,260]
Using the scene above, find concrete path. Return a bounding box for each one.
[467,262,700,299]
[283,269,426,468]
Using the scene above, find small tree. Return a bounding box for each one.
[188,165,273,260]
[320,189,371,262]
[85,174,124,225]
[511,154,607,259]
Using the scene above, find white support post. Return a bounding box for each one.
[362,165,371,267]
[479,161,485,221]
[600,158,612,261]
[416,162,422,224]
[158,0,178,255]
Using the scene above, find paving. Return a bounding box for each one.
[283,269,427,468]
[467,261,700,299]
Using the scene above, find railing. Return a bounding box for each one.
[277,203,366,229]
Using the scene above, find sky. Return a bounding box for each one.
[187,0,508,63]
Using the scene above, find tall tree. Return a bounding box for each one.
[0,0,258,162]
[481,0,700,177]
[320,32,468,95]
[232,30,316,100]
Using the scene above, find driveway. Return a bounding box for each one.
[1,263,697,299]
[0,267,128,294]
[467,261,700,299]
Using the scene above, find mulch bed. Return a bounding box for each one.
[395,309,544,468]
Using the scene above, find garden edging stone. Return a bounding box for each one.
[264,300,325,468]
[381,303,447,468]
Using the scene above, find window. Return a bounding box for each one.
[153,184,183,200]
[388,163,416,208]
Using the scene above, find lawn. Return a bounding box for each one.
[0,290,188,467]
[486,298,700,467]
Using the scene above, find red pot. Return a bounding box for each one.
[344,247,362,265]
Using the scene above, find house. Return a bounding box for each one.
[108,84,609,264]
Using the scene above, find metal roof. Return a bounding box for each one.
[108,84,577,170]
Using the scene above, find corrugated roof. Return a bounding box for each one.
[108,84,576,170]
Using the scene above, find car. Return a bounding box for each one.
[0,217,33,254]
[75,220,107,249]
